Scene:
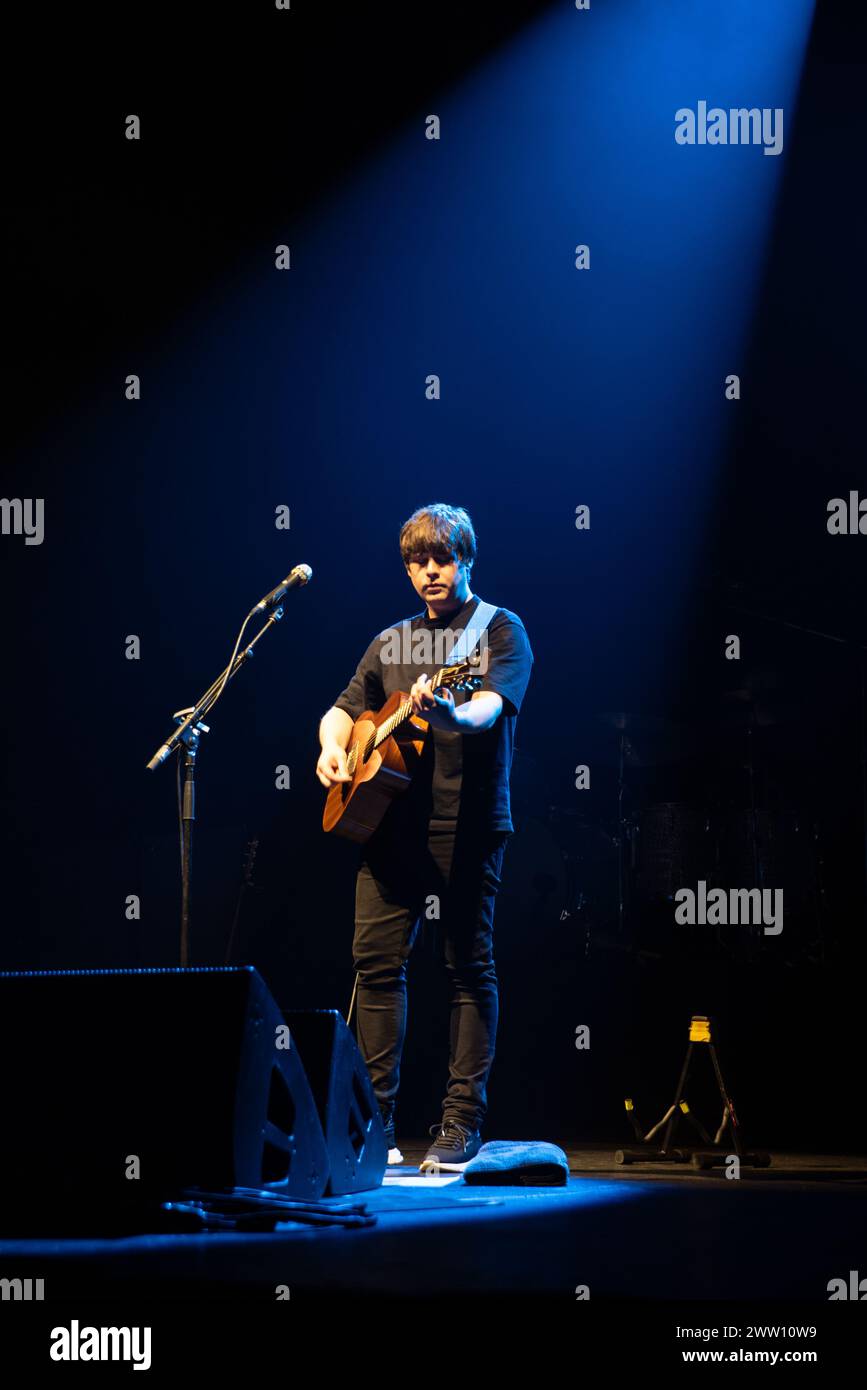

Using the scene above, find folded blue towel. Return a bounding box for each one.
[461,1140,569,1186]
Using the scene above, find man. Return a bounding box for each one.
[316,503,534,1170]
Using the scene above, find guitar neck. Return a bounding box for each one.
[372,667,449,750]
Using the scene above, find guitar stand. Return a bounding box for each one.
[615,1014,771,1170]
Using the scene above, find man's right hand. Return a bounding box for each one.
[316,743,352,788]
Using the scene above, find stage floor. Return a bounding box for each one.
[1,1144,864,1301]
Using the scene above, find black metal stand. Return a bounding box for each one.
[615,1014,771,1170]
[179,733,199,969]
[147,601,291,966]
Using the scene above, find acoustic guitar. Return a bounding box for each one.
[322,657,482,842]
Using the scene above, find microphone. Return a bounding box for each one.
[255,563,313,611]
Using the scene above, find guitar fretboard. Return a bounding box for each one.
[348,668,449,772]
[370,668,447,755]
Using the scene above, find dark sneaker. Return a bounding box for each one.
[419,1119,482,1173]
[379,1104,403,1166]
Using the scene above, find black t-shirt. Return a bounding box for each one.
[332,593,533,836]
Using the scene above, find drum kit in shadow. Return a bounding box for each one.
[513,679,826,967]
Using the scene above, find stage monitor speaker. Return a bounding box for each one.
[283,1009,387,1194]
[0,965,330,1218]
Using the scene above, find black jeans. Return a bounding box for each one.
[352,820,509,1132]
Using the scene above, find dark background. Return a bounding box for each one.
[2,1,865,1150]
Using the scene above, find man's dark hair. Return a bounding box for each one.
[399,503,477,568]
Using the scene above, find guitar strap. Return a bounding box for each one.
[445,597,497,667]
[404,597,498,672]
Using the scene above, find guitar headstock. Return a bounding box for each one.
[438,656,484,695]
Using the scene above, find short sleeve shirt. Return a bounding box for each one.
[332,594,533,835]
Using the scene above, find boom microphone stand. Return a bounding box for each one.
[146,564,312,965]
